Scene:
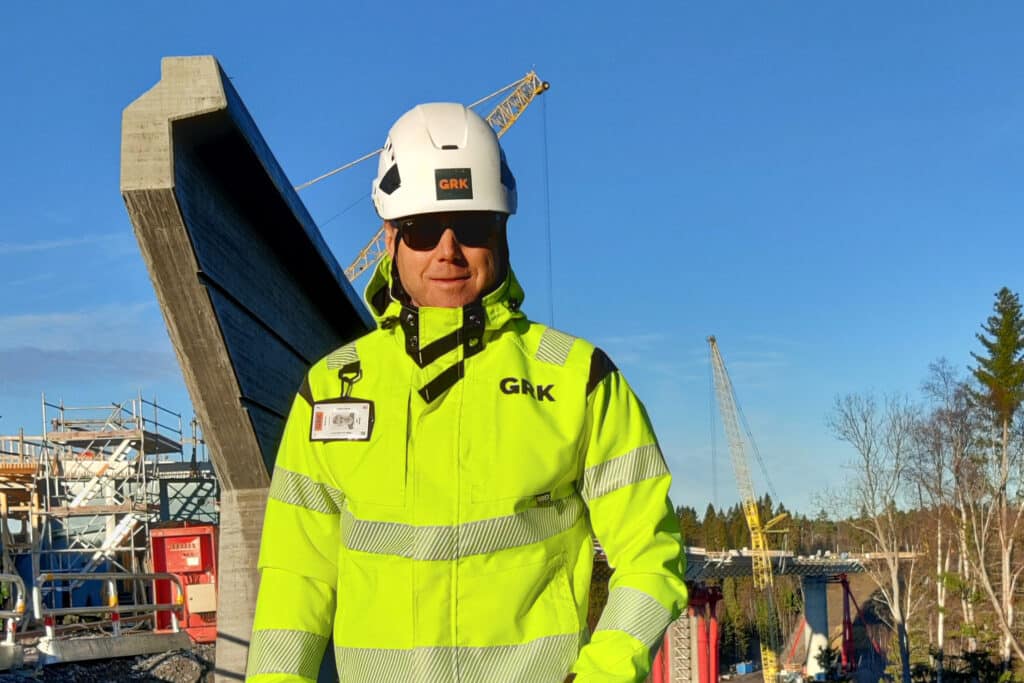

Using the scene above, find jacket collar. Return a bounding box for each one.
[364,255,526,367]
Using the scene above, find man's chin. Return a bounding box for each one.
[418,282,481,308]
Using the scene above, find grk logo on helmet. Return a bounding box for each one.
[435,168,473,200]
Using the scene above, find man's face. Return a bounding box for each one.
[384,212,506,308]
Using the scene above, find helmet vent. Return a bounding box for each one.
[378,164,401,195]
[500,157,516,192]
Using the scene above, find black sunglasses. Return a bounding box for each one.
[395,212,503,251]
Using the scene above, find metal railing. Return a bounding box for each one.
[45,396,183,442]
[0,573,27,645]
[34,571,184,638]
[0,431,48,464]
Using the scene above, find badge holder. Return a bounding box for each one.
[309,367,375,442]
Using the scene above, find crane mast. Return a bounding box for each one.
[344,71,549,282]
[708,335,782,683]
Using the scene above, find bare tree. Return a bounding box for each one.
[828,392,925,683]
[952,401,1024,668]
[915,359,982,679]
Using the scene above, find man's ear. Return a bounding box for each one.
[383,221,397,256]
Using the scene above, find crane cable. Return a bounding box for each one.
[709,352,719,510]
[707,343,780,505]
[295,74,537,193]
[294,149,378,192]
[541,93,555,326]
[736,396,780,504]
[317,192,369,231]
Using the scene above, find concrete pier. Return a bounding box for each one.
[803,576,830,678]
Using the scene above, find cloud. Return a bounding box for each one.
[0,303,163,351]
[0,233,122,255]
[595,332,668,365]
[725,350,788,371]
[0,347,180,389]
[3,272,56,287]
[595,333,667,349]
[594,332,710,378]
[741,334,808,350]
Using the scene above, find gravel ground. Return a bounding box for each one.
[0,643,214,682]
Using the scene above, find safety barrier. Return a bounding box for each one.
[34,571,185,638]
[0,573,27,643]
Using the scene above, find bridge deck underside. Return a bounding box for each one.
[684,552,864,581]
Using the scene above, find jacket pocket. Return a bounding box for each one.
[335,552,413,649]
[324,393,408,507]
[458,555,580,647]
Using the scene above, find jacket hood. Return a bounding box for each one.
[364,254,527,334]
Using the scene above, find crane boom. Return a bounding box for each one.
[708,335,781,683]
[344,71,549,282]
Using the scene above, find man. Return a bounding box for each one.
[247,103,687,682]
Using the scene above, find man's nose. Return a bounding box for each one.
[436,228,463,257]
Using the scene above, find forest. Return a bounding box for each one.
[685,288,1024,683]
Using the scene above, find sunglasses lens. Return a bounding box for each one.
[399,219,445,250]
[399,213,500,251]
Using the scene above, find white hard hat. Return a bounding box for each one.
[372,103,517,220]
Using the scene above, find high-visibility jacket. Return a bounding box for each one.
[247,261,688,683]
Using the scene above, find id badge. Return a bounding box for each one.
[310,398,375,442]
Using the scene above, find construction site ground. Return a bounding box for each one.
[0,643,213,682]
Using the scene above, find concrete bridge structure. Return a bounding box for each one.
[120,56,867,682]
[675,549,868,682]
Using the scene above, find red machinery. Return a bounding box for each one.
[151,523,218,643]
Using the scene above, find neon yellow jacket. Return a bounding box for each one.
[247,261,687,682]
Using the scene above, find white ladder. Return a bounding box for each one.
[68,439,134,508]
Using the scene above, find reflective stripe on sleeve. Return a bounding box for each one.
[582,443,669,502]
[340,495,585,561]
[335,633,579,683]
[534,328,576,366]
[248,628,328,679]
[594,586,672,648]
[269,467,345,514]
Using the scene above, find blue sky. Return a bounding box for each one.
[1,3,1021,516]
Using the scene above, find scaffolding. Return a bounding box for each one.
[34,394,186,612]
[0,431,45,587]
[0,394,221,668]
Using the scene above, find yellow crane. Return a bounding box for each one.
[707,335,787,683]
[294,71,549,282]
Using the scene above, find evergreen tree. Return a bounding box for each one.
[702,504,724,549]
[967,287,1024,670]
[676,505,701,547]
[725,503,747,549]
[970,287,1024,426]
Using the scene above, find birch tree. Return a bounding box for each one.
[828,393,923,683]
[915,359,980,678]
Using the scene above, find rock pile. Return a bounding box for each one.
[0,643,214,682]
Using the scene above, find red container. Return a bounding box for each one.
[151,523,218,643]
